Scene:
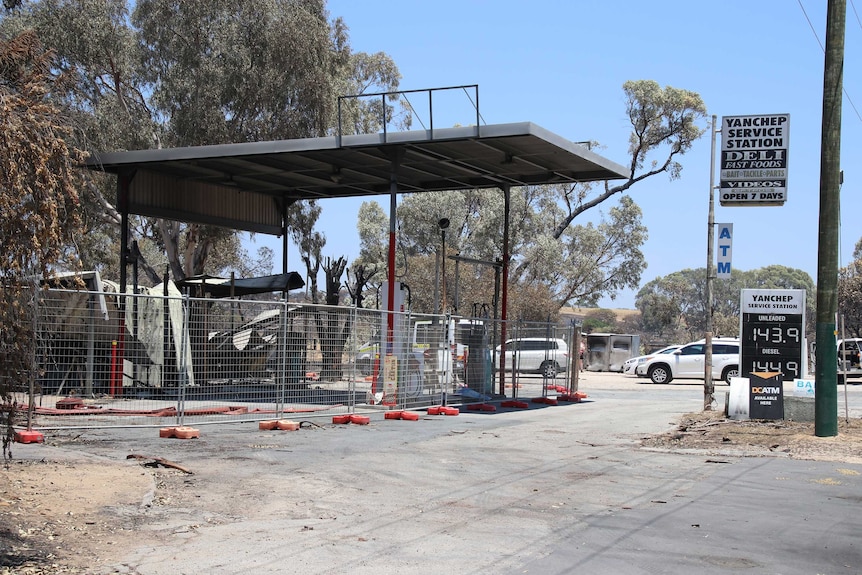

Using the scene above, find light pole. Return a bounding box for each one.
[438,218,450,312]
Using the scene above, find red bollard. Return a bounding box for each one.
[109,340,119,396]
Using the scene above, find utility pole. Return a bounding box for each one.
[815,0,845,437]
[704,115,717,411]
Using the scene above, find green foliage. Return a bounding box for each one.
[360,80,707,316]
[336,51,406,135]
[134,0,349,145]
[838,237,862,337]
[542,81,708,248]
[354,201,389,271]
[635,265,816,342]
[1,1,402,286]
[581,309,619,334]
[356,186,648,314]
[624,80,707,179]
[554,196,647,306]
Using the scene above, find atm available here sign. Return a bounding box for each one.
[720,114,789,207]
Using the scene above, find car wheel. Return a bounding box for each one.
[721,366,739,385]
[541,361,559,378]
[648,364,672,384]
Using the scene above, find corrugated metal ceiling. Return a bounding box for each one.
[86,122,630,235]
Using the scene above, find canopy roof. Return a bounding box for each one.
[86,122,630,236]
[174,273,305,298]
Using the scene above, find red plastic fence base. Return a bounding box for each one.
[466,403,497,412]
[531,397,558,405]
[427,406,460,416]
[14,430,44,444]
[332,414,372,425]
[159,426,200,439]
[559,391,589,402]
[501,400,530,409]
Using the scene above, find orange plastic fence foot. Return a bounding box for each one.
[276,420,300,431]
[531,397,558,405]
[501,400,530,409]
[427,405,459,416]
[159,426,200,439]
[14,430,44,444]
[173,426,200,439]
[466,403,496,412]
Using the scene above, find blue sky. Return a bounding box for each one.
[250,0,862,309]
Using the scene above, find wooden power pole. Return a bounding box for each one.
[815,0,845,437]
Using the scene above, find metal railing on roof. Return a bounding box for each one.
[336,84,482,147]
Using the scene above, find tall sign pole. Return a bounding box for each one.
[815,0,845,437]
[704,115,717,410]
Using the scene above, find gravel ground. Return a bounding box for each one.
[4,372,862,574]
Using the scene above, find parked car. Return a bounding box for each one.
[496,337,569,378]
[622,345,682,376]
[640,338,740,384]
[838,338,862,380]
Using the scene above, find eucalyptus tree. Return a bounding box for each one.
[1,0,403,286]
[515,80,707,274]
[636,265,816,342]
[355,80,705,315]
[837,238,862,337]
[357,182,647,315]
[0,30,88,457]
[0,0,162,281]
[346,200,389,308]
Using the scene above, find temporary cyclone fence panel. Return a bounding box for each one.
[19,287,574,430]
[496,321,576,398]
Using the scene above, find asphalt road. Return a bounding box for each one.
[16,372,862,574]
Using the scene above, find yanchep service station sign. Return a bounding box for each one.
[720,114,789,207]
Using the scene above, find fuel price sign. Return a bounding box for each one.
[740,289,806,382]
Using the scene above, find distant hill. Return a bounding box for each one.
[560,307,640,324]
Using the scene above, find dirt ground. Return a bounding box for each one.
[4,412,862,574]
[1,458,158,574]
[641,410,862,464]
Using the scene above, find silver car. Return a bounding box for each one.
[640,338,740,384]
[496,337,569,378]
[622,345,682,376]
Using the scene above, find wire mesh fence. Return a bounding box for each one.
[11,286,577,430]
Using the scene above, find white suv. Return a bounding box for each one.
[496,338,569,378]
[641,338,740,384]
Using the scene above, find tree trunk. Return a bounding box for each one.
[316,257,349,380]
